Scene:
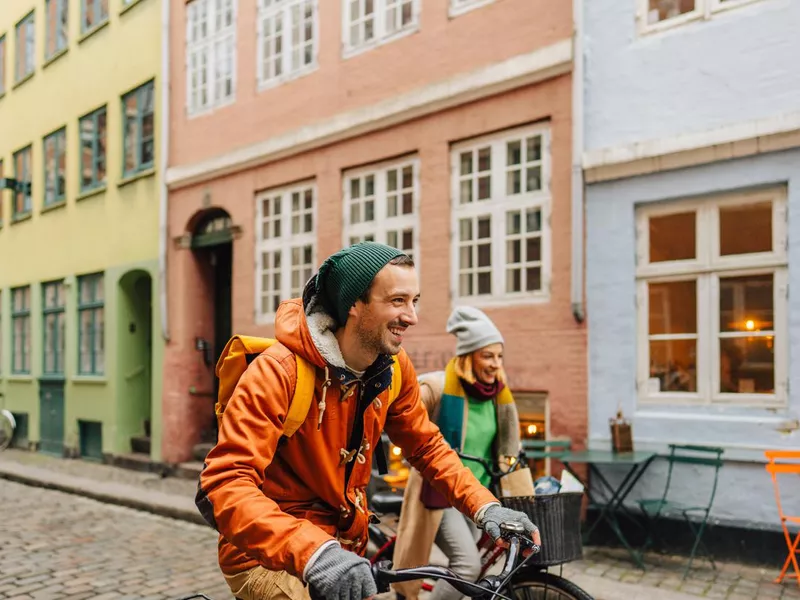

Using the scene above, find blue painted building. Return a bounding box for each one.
[580,0,800,534]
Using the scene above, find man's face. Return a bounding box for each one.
[350,264,420,356]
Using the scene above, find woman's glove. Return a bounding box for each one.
[478,504,541,545]
[305,544,378,600]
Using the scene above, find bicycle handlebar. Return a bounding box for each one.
[372,523,540,599]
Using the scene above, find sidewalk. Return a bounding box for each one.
[1,449,798,600]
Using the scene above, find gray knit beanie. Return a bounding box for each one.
[315,241,407,325]
[446,306,504,356]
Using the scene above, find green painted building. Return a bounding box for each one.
[0,0,165,462]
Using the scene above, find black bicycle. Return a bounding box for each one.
[368,452,593,599]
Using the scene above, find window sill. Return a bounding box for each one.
[342,26,420,60]
[448,0,495,18]
[7,374,33,382]
[78,20,110,45]
[120,0,146,17]
[41,200,67,215]
[257,64,319,94]
[11,212,33,225]
[452,292,551,310]
[12,72,35,90]
[43,47,69,70]
[40,374,66,383]
[118,167,155,188]
[77,185,107,202]
[72,375,107,385]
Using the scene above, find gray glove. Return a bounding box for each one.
[305,543,377,600]
[478,504,539,543]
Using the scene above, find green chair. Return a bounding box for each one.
[637,444,724,579]
[522,438,572,460]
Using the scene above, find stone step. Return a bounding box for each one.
[112,452,161,474]
[130,435,151,455]
[175,461,204,481]
[192,442,214,462]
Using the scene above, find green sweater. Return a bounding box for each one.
[461,397,498,487]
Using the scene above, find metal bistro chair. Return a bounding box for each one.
[637,444,724,579]
[764,450,800,588]
[522,438,572,476]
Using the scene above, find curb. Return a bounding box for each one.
[0,463,208,527]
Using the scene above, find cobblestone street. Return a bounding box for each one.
[0,480,231,600]
[1,450,799,600]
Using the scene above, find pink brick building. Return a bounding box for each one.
[162,0,585,468]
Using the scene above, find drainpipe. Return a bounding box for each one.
[570,0,585,324]
[159,0,171,342]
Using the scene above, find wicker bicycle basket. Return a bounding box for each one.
[500,492,584,566]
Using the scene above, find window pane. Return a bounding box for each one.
[719,274,773,333]
[649,212,695,262]
[647,0,696,24]
[526,267,541,292]
[649,339,697,392]
[477,272,491,295]
[719,202,772,256]
[720,338,774,394]
[649,280,697,335]
[459,219,472,241]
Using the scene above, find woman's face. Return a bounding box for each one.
[472,343,504,385]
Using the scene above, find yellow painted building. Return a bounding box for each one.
[0,0,164,461]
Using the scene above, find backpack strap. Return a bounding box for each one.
[375,355,403,475]
[283,354,317,438]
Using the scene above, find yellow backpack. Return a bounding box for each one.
[214,334,403,438]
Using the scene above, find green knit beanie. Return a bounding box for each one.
[316,242,407,325]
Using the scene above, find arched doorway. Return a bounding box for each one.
[190,208,234,447]
[118,269,153,457]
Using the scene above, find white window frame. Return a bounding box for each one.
[341,0,420,59]
[341,155,421,259]
[186,0,237,117]
[255,181,318,323]
[450,124,552,309]
[449,0,495,18]
[635,188,788,408]
[257,0,318,90]
[637,0,767,35]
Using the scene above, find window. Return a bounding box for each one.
[13,146,32,219]
[343,157,419,260]
[186,0,236,115]
[43,280,66,376]
[0,35,6,95]
[78,273,104,375]
[122,81,155,177]
[44,128,67,206]
[256,182,316,320]
[344,0,418,55]
[639,0,763,33]
[15,12,35,82]
[257,0,317,88]
[11,286,31,375]
[45,0,69,59]
[451,125,551,305]
[82,0,109,34]
[79,107,107,191]
[636,189,788,407]
[450,0,494,16]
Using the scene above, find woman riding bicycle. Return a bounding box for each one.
[392,306,522,600]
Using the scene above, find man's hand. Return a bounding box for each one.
[478,504,542,546]
[305,544,377,600]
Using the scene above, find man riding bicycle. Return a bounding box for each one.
[195,242,540,600]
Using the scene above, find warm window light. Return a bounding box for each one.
[745,320,755,331]
[527,424,538,435]
[391,446,402,457]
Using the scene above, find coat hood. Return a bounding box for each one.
[274,275,351,371]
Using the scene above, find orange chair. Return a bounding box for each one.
[765,450,800,587]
